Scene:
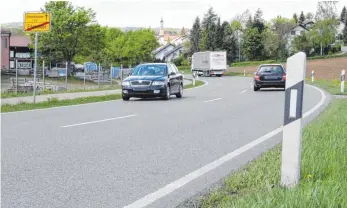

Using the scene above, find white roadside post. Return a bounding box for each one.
[244,70,246,76]
[192,71,196,86]
[281,52,306,188]
[341,69,345,93]
[311,70,314,82]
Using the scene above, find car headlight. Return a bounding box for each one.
[152,81,165,86]
[122,81,130,86]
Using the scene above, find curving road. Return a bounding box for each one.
[1,76,330,208]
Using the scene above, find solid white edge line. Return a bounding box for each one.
[61,115,137,128]
[1,80,209,115]
[204,98,222,103]
[241,89,248,93]
[123,84,327,208]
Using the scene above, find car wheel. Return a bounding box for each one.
[216,74,222,77]
[176,84,183,98]
[162,85,171,100]
[253,85,260,91]
[122,95,130,101]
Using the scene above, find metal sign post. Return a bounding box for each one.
[120,64,123,81]
[42,60,45,91]
[341,69,345,93]
[281,52,306,188]
[98,63,101,88]
[84,63,86,90]
[33,32,38,103]
[24,11,51,102]
[65,62,68,90]
[15,59,18,95]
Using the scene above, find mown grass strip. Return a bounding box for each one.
[1,94,123,113]
[309,79,347,95]
[198,99,347,208]
[1,80,205,113]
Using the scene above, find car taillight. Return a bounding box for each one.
[282,74,286,80]
[255,75,260,81]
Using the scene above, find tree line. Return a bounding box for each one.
[31,1,159,68]
[187,3,347,64]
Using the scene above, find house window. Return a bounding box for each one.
[10,51,14,58]
[3,38,8,48]
[291,31,296,35]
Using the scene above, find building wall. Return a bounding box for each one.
[155,45,175,60]
[1,34,10,70]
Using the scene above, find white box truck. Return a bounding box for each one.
[191,51,227,77]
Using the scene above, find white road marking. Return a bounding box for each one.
[241,89,248,93]
[123,85,327,208]
[61,115,137,128]
[204,98,223,103]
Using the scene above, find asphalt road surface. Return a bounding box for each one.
[1,76,330,208]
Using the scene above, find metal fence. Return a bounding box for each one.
[1,61,135,99]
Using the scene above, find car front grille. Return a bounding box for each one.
[131,80,151,86]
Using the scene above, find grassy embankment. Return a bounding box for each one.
[1,79,204,113]
[196,98,346,208]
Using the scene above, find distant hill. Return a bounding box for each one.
[1,22,189,36]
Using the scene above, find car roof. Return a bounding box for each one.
[259,64,283,67]
[139,63,169,66]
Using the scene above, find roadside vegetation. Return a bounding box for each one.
[1,80,205,113]
[309,79,347,95]
[197,99,347,208]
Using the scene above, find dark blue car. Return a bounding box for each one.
[121,63,184,101]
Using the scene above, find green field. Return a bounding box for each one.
[198,99,347,208]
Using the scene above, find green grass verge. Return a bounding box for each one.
[1,85,121,99]
[199,99,347,208]
[308,79,346,95]
[1,80,205,113]
[224,72,253,77]
[1,94,123,113]
[184,80,205,89]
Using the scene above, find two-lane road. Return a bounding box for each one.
[1,76,329,208]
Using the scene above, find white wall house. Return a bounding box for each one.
[164,44,183,62]
[153,44,175,60]
[170,36,189,46]
[286,25,309,53]
[337,20,346,37]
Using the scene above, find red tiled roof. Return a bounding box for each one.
[10,36,31,47]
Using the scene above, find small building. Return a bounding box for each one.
[1,28,11,70]
[9,35,33,71]
[153,43,175,61]
[164,44,183,62]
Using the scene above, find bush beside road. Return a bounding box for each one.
[196,99,347,208]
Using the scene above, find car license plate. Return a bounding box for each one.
[265,76,277,79]
[133,87,147,91]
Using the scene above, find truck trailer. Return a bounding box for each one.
[191,51,227,77]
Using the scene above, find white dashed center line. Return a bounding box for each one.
[204,98,223,103]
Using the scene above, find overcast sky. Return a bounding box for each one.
[1,0,347,28]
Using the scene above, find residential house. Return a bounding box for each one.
[153,43,175,61]
[164,44,184,62]
[9,35,33,70]
[1,28,11,70]
[286,22,311,53]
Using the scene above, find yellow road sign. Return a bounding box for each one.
[24,12,51,32]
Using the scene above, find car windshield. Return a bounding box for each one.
[258,66,284,73]
[131,64,168,76]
